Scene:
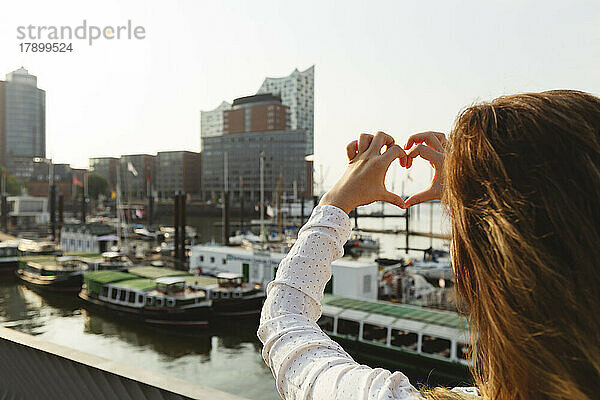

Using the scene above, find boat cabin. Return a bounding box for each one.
[156,277,186,294]
[216,272,244,288]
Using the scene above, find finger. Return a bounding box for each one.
[358,133,374,153]
[404,131,444,152]
[432,132,448,148]
[406,144,443,169]
[346,140,358,161]
[380,144,407,167]
[381,190,406,209]
[404,189,438,208]
[368,131,394,155]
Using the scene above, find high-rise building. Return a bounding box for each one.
[89,157,119,192]
[200,101,231,142]
[257,66,314,155]
[0,67,46,182]
[155,151,202,199]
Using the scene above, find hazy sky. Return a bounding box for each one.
[1,0,599,195]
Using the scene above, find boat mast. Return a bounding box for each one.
[116,163,121,248]
[259,151,265,241]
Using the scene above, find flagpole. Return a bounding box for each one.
[116,163,121,248]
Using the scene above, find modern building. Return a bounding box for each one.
[224,94,290,134]
[257,66,314,155]
[89,157,119,192]
[0,67,46,182]
[200,101,231,141]
[119,154,155,200]
[155,151,202,199]
[201,129,312,202]
[7,195,49,230]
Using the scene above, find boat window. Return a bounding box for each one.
[167,298,175,307]
[233,291,241,298]
[211,291,218,298]
[363,275,372,294]
[421,335,451,358]
[210,257,215,263]
[390,329,418,351]
[222,258,226,264]
[458,342,471,360]
[137,294,143,303]
[362,323,387,344]
[317,315,334,333]
[146,296,154,305]
[110,288,118,300]
[200,255,204,262]
[102,286,109,297]
[119,290,126,302]
[128,292,136,303]
[156,298,164,306]
[222,291,229,298]
[337,318,359,339]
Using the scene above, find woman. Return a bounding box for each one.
[257,90,600,399]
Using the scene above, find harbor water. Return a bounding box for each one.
[0,202,451,400]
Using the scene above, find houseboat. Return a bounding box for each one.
[16,252,131,292]
[318,294,473,385]
[0,241,20,275]
[79,266,265,326]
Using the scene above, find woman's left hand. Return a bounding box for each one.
[319,131,408,214]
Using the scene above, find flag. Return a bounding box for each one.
[73,176,84,187]
[111,191,117,199]
[127,162,138,177]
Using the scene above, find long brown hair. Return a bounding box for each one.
[432,90,600,399]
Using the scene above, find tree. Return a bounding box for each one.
[0,166,21,195]
[88,174,108,200]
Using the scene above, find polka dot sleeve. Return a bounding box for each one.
[257,205,424,400]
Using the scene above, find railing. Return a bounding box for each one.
[0,327,246,400]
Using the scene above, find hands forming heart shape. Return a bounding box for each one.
[319,131,447,214]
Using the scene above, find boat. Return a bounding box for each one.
[78,266,265,326]
[344,231,380,253]
[17,239,62,257]
[16,252,132,292]
[0,241,20,275]
[318,294,473,385]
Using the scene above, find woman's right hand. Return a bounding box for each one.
[403,131,447,207]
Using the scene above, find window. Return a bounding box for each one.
[222,258,226,265]
[317,316,334,333]
[119,290,126,301]
[101,286,108,297]
[127,292,136,303]
[363,275,372,293]
[110,288,118,300]
[390,329,418,351]
[212,291,219,298]
[137,294,144,303]
[146,296,154,305]
[458,342,471,361]
[156,298,164,306]
[421,336,451,358]
[337,318,359,339]
[199,255,204,262]
[210,257,215,263]
[222,291,229,298]
[362,323,387,343]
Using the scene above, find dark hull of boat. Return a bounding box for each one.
[16,270,83,293]
[210,295,265,317]
[0,261,19,275]
[79,291,210,327]
[328,334,473,387]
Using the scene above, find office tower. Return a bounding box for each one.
[89,157,119,192]
[224,94,289,134]
[155,151,202,199]
[0,67,46,182]
[200,101,231,141]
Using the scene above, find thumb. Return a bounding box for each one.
[381,190,406,209]
[404,189,437,208]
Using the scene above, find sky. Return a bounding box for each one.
[1,0,599,196]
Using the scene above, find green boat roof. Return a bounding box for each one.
[84,270,136,284]
[111,278,157,291]
[322,294,468,330]
[127,266,190,279]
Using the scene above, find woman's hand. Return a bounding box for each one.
[403,131,447,207]
[319,132,408,214]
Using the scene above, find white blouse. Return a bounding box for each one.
[257,205,427,399]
